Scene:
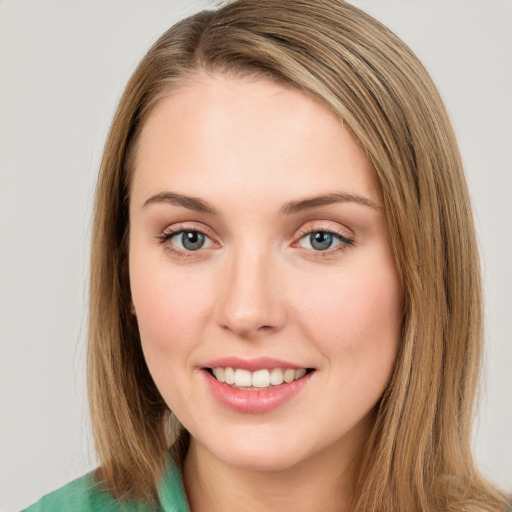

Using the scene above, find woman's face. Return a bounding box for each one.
[129,74,402,473]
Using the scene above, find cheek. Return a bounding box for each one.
[129,259,216,415]
[296,260,402,368]
[129,250,212,364]
[294,261,402,429]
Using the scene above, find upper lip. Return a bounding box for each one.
[202,356,311,372]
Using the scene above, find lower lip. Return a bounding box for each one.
[203,370,314,414]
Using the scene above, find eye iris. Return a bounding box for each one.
[181,231,205,250]
[310,231,333,251]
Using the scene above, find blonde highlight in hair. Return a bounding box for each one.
[88,1,509,509]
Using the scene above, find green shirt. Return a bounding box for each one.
[21,458,190,512]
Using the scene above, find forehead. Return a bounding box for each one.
[131,73,381,210]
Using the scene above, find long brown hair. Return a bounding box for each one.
[88,1,509,510]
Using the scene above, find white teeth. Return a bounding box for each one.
[295,368,307,379]
[252,369,271,388]
[234,369,252,387]
[225,367,235,385]
[270,368,284,386]
[211,366,309,388]
[283,368,295,383]
[212,367,225,383]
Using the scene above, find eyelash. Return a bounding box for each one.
[157,224,215,258]
[293,227,354,255]
[157,224,354,258]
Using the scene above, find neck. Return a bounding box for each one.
[183,435,364,512]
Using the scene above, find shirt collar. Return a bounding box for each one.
[157,456,191,512]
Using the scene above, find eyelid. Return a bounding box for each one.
[158,222,220,256]
[294,220,353,240]
[157,221,354,257]
[160,222,216,239]
[291,222,355,252]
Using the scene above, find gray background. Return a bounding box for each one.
[1,1,511,511]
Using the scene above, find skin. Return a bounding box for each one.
[129,74,402,512]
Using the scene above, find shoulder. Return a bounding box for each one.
[21,472,156,512]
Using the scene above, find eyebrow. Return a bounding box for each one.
[142,190,380,215]
[142,192,218,214]
[279,192,381,215]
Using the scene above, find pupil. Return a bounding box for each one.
[182,231,205,250]
[310,232,333,251]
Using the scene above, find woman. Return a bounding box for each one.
[23,0,510,511]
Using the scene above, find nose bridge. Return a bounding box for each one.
[216,241,285,337]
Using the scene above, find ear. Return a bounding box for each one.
[129,300,136,316]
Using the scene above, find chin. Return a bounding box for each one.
[221,449,306,473]
[198,428,318,473]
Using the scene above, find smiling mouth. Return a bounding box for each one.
[206,367,315,390]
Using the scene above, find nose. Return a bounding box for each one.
[214,247,287,339]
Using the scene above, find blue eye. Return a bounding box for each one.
[168,230,212,251]
[298,231,351,251]
[310,232,334,251]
